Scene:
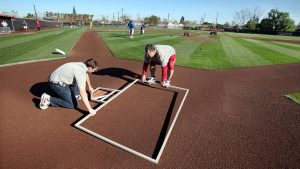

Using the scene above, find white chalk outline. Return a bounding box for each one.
[74,79,189,164]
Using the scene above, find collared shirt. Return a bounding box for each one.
[144,45,176,67]
[49,62,87,88]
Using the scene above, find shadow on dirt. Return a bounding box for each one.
[93,67,140,81]
[152,92,178,159]
[30,82,53,108]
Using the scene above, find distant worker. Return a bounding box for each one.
[89,21,93,30]
[184,30,189,37]
[39,58,99,116]
[141,44,177,88]
[23,20,28,32]
[140,22,145,37]
[36,21,41,32]
[128,20,135,39]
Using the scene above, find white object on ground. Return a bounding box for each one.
[54,48,66,55]
[74,79,189,164]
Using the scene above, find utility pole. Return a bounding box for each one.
[168,13,170,23]
[33,5,37,19]
[216,12,218,25]
[215,12,218,30]
[121,8,123,22]
[117,12,119,27]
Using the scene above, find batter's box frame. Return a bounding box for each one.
[74,79,189,164]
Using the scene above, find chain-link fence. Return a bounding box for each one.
[0,16,64,34]
[11,18,63,31]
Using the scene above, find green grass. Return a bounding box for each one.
[286,92,300,104]
[1,28,300,70]
[98,30,300,70]
[222,32,300,40]
[0,28,85,65]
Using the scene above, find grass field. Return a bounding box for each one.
[223,32,300,40]
[0,28,84,65]
[1,27,300,70]
[98,30,300,70]
[286,92,300,104]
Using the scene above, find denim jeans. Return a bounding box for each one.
[49,82,79,109]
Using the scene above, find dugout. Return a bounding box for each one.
[0,14,15,34]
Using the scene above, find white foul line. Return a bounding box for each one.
[74,79,189,164]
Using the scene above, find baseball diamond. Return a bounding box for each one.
[0,30,299,169]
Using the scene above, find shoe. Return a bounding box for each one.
[147,77,156,84]
[75,95,81,100]
[162,80,171,88]
[39,93,51,110]
[165,80,171,88]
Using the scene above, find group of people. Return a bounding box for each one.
[127,20,145,38]
[39,44,177,116]
[22,20,40,32]
[1,20,41,32]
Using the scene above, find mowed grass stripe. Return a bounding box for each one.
[98,30,300,70]
[99,32,181,51]
[179,37,233,69]
[1,29,74,61]
[268,41,300,51]
[223,32,300,40]
[0,28,84,64]
[99,32,182,57]
[243,39,300,60]
[239,39,298,64]
[220,36,271,67]
[236,38,299,64]
[107,34,183,60]
[8,28,83,63]
[0,28,67,49]
[174,40,204,65]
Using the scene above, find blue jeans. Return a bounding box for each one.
[49,82,79,109]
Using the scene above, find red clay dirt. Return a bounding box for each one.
[91,89,109,98]
[0,30,299,169]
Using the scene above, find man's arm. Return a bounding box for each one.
[79,86,96,116]
[141,62,149,82]
[86,73,94,93]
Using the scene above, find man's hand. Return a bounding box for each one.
[88,86,94,93]
[141,75,146,82]
[88,108,96,116]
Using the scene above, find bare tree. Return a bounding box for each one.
[233,8,251,27]
[252,6,263,20]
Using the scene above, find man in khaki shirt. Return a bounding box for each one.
[39,59,98,116]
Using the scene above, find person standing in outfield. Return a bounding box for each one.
[141,44,177,87]
[39,59,99,116]
[36,21,41,32]
[140,22,145,37]
[127,20,135,38]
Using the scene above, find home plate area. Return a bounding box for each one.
[75,79,189,164]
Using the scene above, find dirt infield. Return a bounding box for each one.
[0,30,299,169]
